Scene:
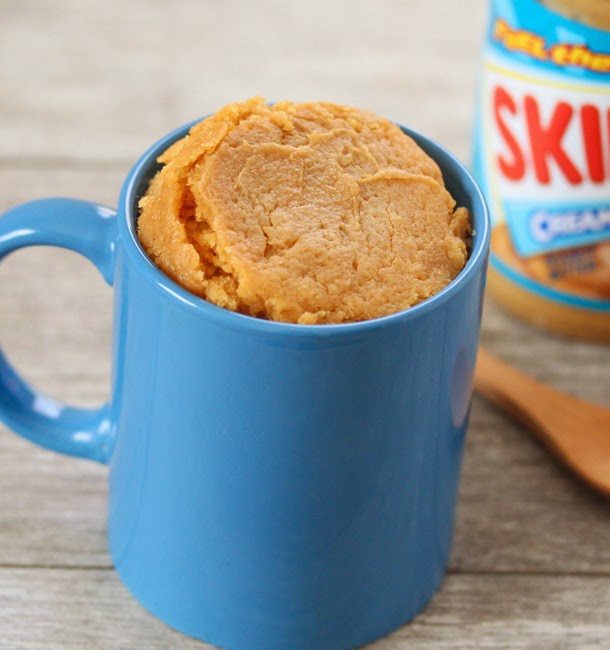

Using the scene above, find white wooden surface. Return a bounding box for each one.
[1,1,610,648]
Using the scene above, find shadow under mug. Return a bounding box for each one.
[0,121,490,650]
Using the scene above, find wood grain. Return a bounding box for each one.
[474,347,610,498]
[2,0,610,646]
[2,167,610,576]
[1,569,609,649]
[0,0,485,164]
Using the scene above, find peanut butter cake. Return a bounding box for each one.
[138,98,470,324]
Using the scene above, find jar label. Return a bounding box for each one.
[473,0,610,307]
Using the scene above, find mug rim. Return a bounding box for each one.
[118,116,490,337]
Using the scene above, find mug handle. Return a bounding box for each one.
[0,198,117,464]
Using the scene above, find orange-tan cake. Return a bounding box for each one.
[137,98,471,324]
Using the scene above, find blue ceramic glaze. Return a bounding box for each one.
[0,122,490,650]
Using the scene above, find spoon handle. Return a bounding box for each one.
[474,347,610,497]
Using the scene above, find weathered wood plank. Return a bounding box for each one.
[1,568,609,649]
[0,567,205,649]
[0,165,126,212]
[0,433,109,567]
[379,573,610,649]
[1,165,610,577]
[3,396,610,573]
[0,0,486,164]
[3,399,610,573]
[481,301,610,405]
[454,392,610,574]
[0,167,114,567]
[0,166,118,407]
[1,0,610,644]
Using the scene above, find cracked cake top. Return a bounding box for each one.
[137,97,470,324]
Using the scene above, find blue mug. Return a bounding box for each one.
[0,121,489,649]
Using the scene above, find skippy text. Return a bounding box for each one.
[492,83,610,186]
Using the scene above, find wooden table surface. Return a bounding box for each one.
[1,1,610,648]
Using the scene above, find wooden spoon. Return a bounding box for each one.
[474,347,610,498]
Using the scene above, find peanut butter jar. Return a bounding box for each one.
[473,0,610,341]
